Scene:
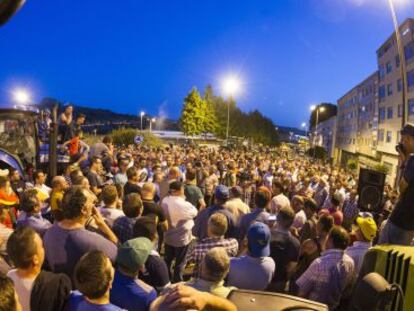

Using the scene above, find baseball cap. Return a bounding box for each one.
[401,123,414,137]
[356,217,378,242]
[247,222,271,258]
[215,185,229,200]
[116,237,153,272]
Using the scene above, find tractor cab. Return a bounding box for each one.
[0,108,38,176]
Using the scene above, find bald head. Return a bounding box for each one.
[52,176,68,191]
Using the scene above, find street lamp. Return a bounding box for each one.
[150,118,156,132]
[12,88,31,105]
[140,111,145,131]
[301,122,307,137]
[222,75,241,144]
[386,0,409,127]
[310,105,325,159]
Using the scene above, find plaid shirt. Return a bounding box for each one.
[112,216,137,243]
[296,249,355,309]
[186,236,239,278]
[342,198,359,222]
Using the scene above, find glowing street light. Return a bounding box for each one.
[301,122,308,137]
[140,111,145,131]
[150,117,156,132]
[222,75,241,144]
[12,88,31,105]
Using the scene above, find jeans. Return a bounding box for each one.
[378,220,414,246]
[164,244,189,283]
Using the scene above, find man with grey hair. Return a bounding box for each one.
[185,247,236,298]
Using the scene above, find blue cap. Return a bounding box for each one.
[215,184,229,200]
[247,222,270,258]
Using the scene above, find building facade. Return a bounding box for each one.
[317,116,337,159]
[375,18,414,179]
[333,18,414,184]
[334,71,380,169]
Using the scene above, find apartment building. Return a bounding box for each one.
[334,71,379,168]
[316,116,337,159]
[376,18,414,178]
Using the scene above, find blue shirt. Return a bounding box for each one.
[193,205,238,240]
[227,255,275,291]
[239,208,269,241]
[112,216,136,244]
[110,270,157,311]
[16,213,52,236]
[69,291,125,311]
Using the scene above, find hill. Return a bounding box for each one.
[38,98,179,132]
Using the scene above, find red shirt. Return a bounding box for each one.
[319,208,344,226]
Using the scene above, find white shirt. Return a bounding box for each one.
[270,194,290,214]
[34,184,52,202]
[7,269,36,311]
[99,206,125,227]
[345,241,371,275]
[161,195,198,247]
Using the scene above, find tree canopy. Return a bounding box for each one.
[180,85,280,146]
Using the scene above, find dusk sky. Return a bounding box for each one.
[1,0,414,127]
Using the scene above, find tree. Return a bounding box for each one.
[180,87,206,136]
[203,85,218,134]
[180,85,280,146]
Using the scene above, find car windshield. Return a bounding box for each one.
[0,116,36,166]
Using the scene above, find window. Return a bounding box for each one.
[386,131,392,143]
[396,55,400,68]
[379,107,386,122]
[386,61,392,73]
[409,99,414,116]
[387,83,393,96]
[379,85,386,101]
[397,79,402,92]
[387,107,393,119]
[379,65,385,80]
[378,129,384,142]
[407,69,414,88]
[405,41,414,62]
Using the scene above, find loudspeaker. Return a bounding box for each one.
[357,168,386,212]
[359,245,414,311]
[227,289,328,311]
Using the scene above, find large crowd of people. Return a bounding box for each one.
[1,106,414,311]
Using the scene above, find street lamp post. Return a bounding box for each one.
[222,76,241,145]
[387,0,408,127]
[140,111,145,131]
[310,105,325,160]
[301,122,307,137]
[150,118,156,132]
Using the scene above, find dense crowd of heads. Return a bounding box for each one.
[1,108,413,311]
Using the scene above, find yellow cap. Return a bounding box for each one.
[356,217,377,241]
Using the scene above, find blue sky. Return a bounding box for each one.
[0,0,413,127]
